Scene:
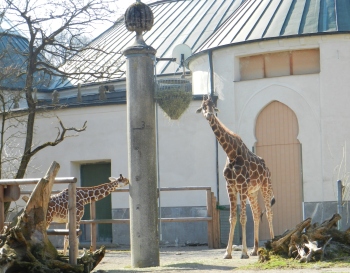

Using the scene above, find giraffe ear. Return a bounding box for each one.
[196,107,202,113]
[214,107,219,112]
[109,177,117,182]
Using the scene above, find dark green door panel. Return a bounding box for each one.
[80,162,112,242]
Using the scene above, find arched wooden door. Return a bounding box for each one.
[255,101,303,240]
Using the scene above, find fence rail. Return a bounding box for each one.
[2,183,221,259]
[80,186,220,250]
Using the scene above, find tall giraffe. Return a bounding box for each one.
[47,174,129,255]
[196,96,275,259]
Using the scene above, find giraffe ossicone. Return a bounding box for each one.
[197,95,275,259]
[46,174,129,255]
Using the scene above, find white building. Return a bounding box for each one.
[2,0,350,247]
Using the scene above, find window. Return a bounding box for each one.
[239,49,320,81]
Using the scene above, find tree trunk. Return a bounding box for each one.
[0,161,105,273]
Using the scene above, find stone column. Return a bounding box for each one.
[123,0,159,268]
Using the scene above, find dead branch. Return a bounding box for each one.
[0,161,105,272]
[29,117,87,157]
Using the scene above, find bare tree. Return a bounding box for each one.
[2,0,118,175]
[0,0,120,208]
[0,0,121,271]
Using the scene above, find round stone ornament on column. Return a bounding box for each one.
[123,0,160,268]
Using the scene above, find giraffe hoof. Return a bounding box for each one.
[240,254,249,259]
[250,250,258,256]
[223,253,232,259]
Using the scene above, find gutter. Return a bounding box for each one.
[208,49,220,205]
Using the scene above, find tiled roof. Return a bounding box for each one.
[0,17,56,91]
[196,0,350,53]
[52,0,244,89]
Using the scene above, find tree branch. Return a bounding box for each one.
[30,117,87,156]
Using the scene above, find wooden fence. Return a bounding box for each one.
[80,186,221,250]
[1,183,220,264]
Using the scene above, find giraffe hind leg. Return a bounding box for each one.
[239,195,249,259]
[262,184,275,239]
[248,191,261,257]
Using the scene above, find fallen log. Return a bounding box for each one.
[0,161,105,273]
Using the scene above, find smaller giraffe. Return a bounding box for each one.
[47,174,129,255]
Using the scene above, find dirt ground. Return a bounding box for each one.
[91,246,350,273]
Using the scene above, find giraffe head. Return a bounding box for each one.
[109,174,129,189]
[196,95,219,120]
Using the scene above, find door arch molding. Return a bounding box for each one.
[255,101,302,239]
[236,84,322,203]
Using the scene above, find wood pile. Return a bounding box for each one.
[264,213,350,263]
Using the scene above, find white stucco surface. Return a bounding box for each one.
[189,34,350,206]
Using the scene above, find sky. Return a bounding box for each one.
[116,0,136,16]
[1,0,153,38]
[94,0,153,36]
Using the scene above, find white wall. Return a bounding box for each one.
[21,100,217,209]
[12,34,350,212]
[189,34,350,205]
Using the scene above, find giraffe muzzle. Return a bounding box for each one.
[205,112,214,120]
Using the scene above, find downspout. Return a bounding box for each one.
[208,49,220,204]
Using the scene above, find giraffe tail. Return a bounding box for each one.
[260,196,275,221]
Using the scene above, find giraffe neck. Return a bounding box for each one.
[208,115,246,160]
[79,181,117,205]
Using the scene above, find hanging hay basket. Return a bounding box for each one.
[155,78,192,120]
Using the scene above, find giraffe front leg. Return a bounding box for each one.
[224,187,237,259]
[63,235,69,256]
[224,212,237,259]
[63,223,69,256]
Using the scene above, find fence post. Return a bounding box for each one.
[211,193,220,248]
[68,183,78,265]
[0,186,4,232]
[206,189,213,248]
[337,180,343,230]
[90,200,97,251]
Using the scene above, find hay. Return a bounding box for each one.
[156,89,192,120]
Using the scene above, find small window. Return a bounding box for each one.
[239,48,320,81]
[265,52,290,78]
[240,55,264,81]
[292,49,320,75]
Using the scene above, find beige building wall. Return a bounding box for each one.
[190,34,350,209]
[18,102,217,209]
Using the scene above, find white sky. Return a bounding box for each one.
[93,0,153,37]
[1,0,153,38]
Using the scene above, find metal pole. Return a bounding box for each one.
[337,179,343,230]
[156,103,162,242]
[123,40,159,268]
